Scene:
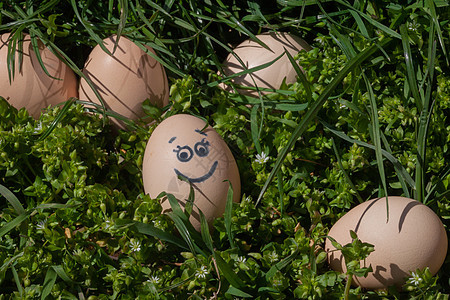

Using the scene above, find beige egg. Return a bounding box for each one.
[325,196,448,290]
[79,35,169,129]
[142,114,241,231]
[219,31,311,96]
[0,33,78,118]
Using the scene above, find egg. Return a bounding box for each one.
[0,32,78,118]
[142,114,241,231]
[325,196,448,290]
[78,35,169,129]
[219,31,311,96]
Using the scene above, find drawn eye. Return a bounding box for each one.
[174,146,193,162]
[194,139,210,157]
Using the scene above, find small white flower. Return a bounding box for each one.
[408,271,422,286]
[36,220,47,230]
[314,35,327,47]
[152,219,162,228]
[33,122,42,134]
[272,278,283,287]
[255,152,269,164]
[147,275,160,285]
[267,251,279,263]
[129,239,141,252]
[236,256,246,264]
[195,265,208,279]
[104,219,114,230]
[244,196,252,202]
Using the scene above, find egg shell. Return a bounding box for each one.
[220,31,311,96]
[142,114,241,231]
[325,196,448,290]
[78,35,169,129]
[0,33,78,118]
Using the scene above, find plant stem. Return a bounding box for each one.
[344,273,352,300]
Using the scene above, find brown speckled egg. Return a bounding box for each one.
[0,33,78,118]
[79,35,169,129]
[220,31,311,96]
[325,196,448,290]
[142,114,240,231]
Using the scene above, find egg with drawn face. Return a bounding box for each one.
[142,114,241,230]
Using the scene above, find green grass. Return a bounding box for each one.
[0,0,449,299]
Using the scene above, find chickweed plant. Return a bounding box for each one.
[0,0,449,298]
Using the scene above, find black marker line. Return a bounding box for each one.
[195,129,207,136]
[169,137,177,143]
[174,161,218,183]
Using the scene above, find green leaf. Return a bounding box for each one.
[199,210,214,253]
[226,286,253,298]
[0,212,31,238]
[400,24,423,111]
[41,267,57,300]
[224,181,235,249]
[214,251,246,290]
[115,219,188,250]
[265,247,299,281]
[0,183,25,215]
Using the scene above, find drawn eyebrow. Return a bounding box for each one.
[195,129,207,136]
[168,136,177,143]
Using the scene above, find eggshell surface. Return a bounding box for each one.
[142,114,241,231]
[0,33,78,118]
[325,196,448,290]
[220,31,311,96]
[79,35,169,128]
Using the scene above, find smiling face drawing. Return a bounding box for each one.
[169,129,218,183]
[142,114,241,231]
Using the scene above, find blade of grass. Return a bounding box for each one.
[320,120,415,189]
[41,267,57,300]
[400,24,423,112]
[224,181,235,249]
[167,211,199,255]
[70,0,112,55]
[0,212,31,238]
[284,47,312,102]
[380,131,411,198]
[256,38,393,205]
[226,286,253,298]
[265,246,299,280]
[37,98,76,141]
[348,10,370,38]
[115,219,188,250]
[11,264,23,297]
[424,0,448,66]
[250,105,262,154]
[333,0,402,39]
[208,51,286,88]
[417,20,438,203]
[277,169,284,214]
[52,265,76,284]
[0,183,25,215]
[214,251,248,291]
[0,183,28,248]
[115,0,128,52]
[199,210,214,253]
[362,72,389,220]
[163,191,207,255]
[215,0,269,50]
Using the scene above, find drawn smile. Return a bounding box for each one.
[174,161,218,183]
